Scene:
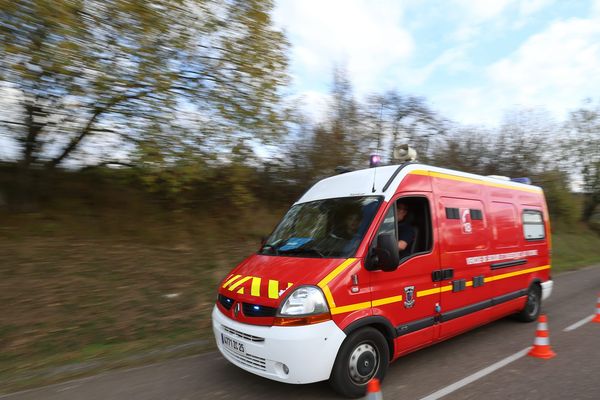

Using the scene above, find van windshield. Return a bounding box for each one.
[259,196,382,258]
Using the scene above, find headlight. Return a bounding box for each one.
[274,286,331,326]
[279,286,329,316]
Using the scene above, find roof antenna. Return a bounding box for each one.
[371,102,385,193]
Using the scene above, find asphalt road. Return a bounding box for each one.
[3,265,599,400]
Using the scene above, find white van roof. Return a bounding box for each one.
[295,163,542,204]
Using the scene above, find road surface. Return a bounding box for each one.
[3,265,599,400]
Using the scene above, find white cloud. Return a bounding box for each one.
[486,17,600,118]
[290,90,332,123]
[449,0,554,42]
[593,0,600,15]
[274,0,599,128]
[433,14,600,125]
[452,0,552,22]
[430,88,491,126]
[518,0,555,18]
[452,0,515,22]
[273,0,413,95]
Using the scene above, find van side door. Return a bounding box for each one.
[437,196,492,339]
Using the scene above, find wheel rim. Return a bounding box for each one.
[348,342,379,385]
[526,290,540,317]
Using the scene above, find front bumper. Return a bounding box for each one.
[541,280,553,301]
[212,306,346,384]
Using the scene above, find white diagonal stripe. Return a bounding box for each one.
[563,315,594,332]
[419,348,530,400]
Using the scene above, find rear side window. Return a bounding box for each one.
[445,207,460,219]
[523,210,545,240]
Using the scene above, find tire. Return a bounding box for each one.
[329,327,390,398]
[516,284,542,322]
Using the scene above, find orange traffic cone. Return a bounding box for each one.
[593,294,600,323]
[528,314,556,359]
[364,378,383,400]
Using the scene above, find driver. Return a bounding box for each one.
[397,201,415,259]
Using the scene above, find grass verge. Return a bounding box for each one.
[551,224,600,271]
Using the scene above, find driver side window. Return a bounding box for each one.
[375,205,397,243]
[371,197,432,263]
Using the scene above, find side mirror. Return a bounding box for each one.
[365,233,399,272]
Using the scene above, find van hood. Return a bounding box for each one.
[217,254,358,324]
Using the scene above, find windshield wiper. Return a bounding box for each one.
[259,243,280,255]
[278,247,325,258]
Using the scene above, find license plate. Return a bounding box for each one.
[221,333,245,354]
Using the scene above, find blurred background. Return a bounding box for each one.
[1,0,599,392]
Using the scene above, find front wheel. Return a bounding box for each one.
[516,284,541,322]
[329,327,389,398]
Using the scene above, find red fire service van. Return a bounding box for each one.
[212,160,553,398]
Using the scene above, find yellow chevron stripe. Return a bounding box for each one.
[222,274,242,288]
[268,279,279,299]
[228,276,251,291]
[251,277,261,297]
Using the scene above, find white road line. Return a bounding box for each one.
[418,347,530,400]
[563,315,594,332]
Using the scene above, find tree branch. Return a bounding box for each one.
[46,90,150,169]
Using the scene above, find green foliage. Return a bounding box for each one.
[567,102,600,222]
[306,67,360,175]
[431,110,557,178]
[582,161,600,222]
[552,226,600,270]
[0,0,289,169]
[589,205,600,233]
[535,170,579,226]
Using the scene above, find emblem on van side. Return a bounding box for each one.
[404,286,415,308]
[461,209,472,234]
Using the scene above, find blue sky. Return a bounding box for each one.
[273,0,600,126]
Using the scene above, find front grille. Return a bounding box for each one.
[242,303,277,317]
[218,294,234,310]
[222,347,267,371]
[222,325,265,343]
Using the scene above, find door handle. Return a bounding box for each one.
[442,268,454,280]
[432,268,454,282]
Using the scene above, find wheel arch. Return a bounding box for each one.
[342,316,396,360]
[529,277,542,292]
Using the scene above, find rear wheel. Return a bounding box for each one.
[329,327,389,398]
[516,284,541,322]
